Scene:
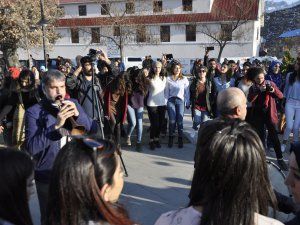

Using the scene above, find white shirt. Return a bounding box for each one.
[155,207,283,225]
[147,76,167,107]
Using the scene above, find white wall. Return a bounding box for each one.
[17,0,262,62]
[61,0,213,18]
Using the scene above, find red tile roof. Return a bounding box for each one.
[56,0,259,27]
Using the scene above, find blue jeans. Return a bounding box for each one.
[167,97,184,137]
[193,109,210,129]
[127,105,144,143]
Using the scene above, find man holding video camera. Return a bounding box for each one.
[66,49,111,121]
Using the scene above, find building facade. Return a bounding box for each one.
[17,0,264,69]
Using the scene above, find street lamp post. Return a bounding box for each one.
[39,0,48,70]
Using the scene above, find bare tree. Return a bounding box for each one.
[62,0,159,59]
[197,0,261,62]
[0,0,61,68]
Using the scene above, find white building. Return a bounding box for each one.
[18,0,264,71]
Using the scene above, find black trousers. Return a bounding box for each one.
[147,105,167,139]
[250,109,283,160]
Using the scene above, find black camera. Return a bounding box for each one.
[88,48,98,61]
[266,83,273,92]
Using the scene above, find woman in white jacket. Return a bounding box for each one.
[281,57,300,152]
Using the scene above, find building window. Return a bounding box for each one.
[220,24,232,41]
[153,1,162,13]
[186,25,196,41]
[136,26,146,42]
[183,0,192,11]
[71,28,79,43]
[101,4,109,15]
[78,5,86,16]
[91,28,100,43]
[160,26,170,42]
[113,26,120,37]
[126,2,135,14]
[58,6,65,17]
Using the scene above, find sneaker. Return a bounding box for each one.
[277,159,288,171]
[149,141,155,150]
[126,137,131,146]
[136,143,142,152]
[281,144,287,153]
[155,140,161,148]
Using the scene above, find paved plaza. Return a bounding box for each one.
[0,110,294,225]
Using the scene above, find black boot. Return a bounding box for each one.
[178,137,183,148]
[149,141,155,150]
[168,136,173,148]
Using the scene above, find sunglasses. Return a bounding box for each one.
[73,136,105,166]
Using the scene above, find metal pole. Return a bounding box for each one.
[40,0,47,69]
[42,25,47,70]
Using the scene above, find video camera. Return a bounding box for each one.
[88,48,101,61]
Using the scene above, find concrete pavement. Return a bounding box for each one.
[1,109,294,224]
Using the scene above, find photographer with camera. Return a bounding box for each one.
[66,49,111,121]
[203,47,221,81]
[248,67,288,171]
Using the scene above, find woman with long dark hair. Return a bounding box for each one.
[155,120,283,225]
[0,147,34,225]
[165,60,190,148]
[281,57,300,152]
[189,65,215,130]
[248,67,288,171]
[10,69,39,149]
[103,71,131,146]
[126,68,149,151]
[147,61,167,150]
[47,137,135,225]
[213,63,235,94]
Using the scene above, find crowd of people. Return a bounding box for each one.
[0,49,299,225]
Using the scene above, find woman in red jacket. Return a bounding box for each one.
[248,67,288,171]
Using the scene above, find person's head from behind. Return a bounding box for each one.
[41,70,66,104]
[47,137,132,225]
[285,142,300,204]
[0,147,34,225]
[190,120,277,225]
[217,87,247,120]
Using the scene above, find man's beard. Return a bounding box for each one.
[83,69,93,76]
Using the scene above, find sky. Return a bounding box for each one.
[266,0,299,3]
[285,0,299,3]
